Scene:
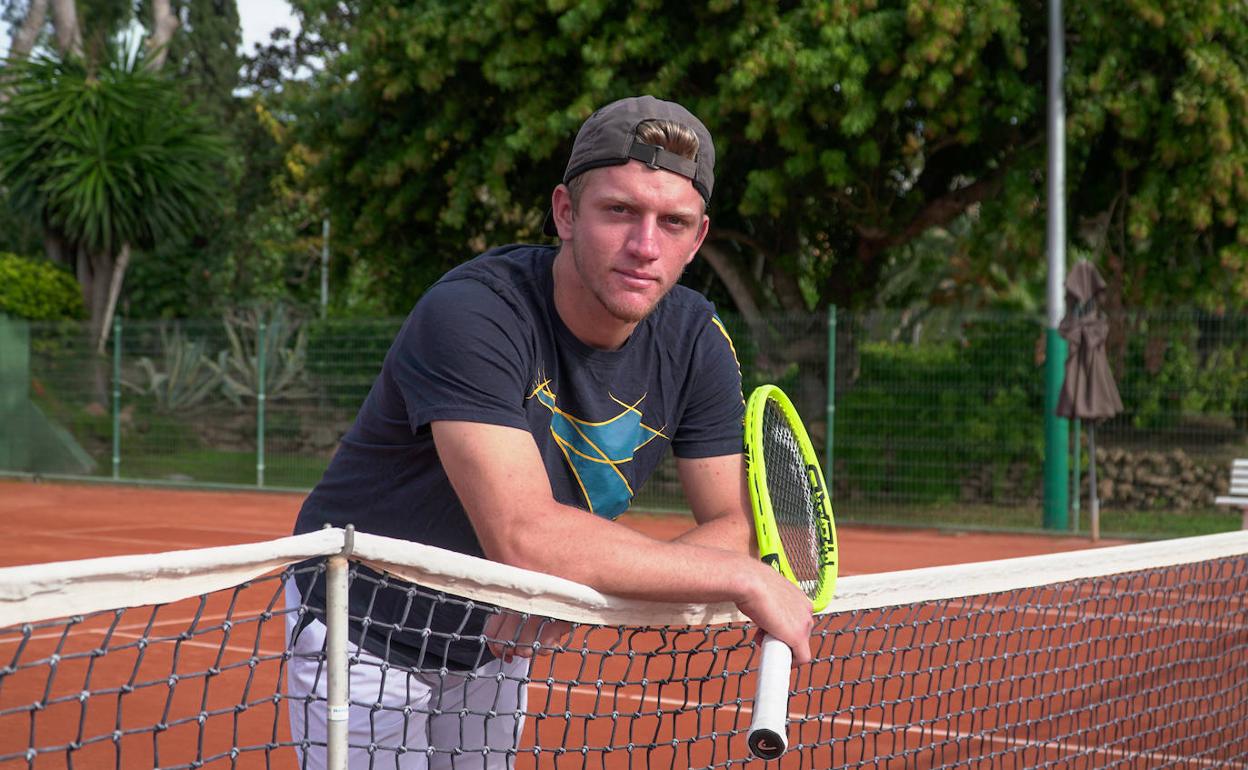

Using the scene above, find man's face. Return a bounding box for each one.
[552,161,709,334]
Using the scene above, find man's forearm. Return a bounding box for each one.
[673,512,755,556]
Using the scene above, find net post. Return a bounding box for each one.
[325,526,353,770]
[111,315,122,480]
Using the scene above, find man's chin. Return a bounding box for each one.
[604,297,659,325]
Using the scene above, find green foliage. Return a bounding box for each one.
[210,306,311,407]
[118,307,318,412]
[122,324,225,412]
[0,253,86,321]
[1066,1,1248,309]
[285,0,1248,317]
[158,0,242,126]
[1120,314,1248,430]
[837,318,1044,502]
[0,47,229,257]
[305,317,404,407]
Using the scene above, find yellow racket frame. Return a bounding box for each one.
[744,384,838,613]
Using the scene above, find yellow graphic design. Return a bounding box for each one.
[529,379,667,519]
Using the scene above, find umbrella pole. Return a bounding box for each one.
[1072,419,1081,533]
[1088,422,1099,542]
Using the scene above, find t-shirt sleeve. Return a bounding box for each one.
[387,278,532,433]
[671,313,746,458]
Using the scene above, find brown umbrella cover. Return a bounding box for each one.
[1056,261,1123,540]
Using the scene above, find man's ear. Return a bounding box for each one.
[551,184,575,240]
[685,214,711,267]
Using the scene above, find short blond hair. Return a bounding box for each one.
[566,119,702,208]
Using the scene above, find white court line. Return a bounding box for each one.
[556,682,1248,769]
[26,528,291,552]
[51,523,294,537]
[0,610,286,658]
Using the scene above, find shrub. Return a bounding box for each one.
[836,316,1045,504]
[0,252,85,321]
[305,317,404,408]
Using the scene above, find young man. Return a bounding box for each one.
[287,95,813,769]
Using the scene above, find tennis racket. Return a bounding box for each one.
[744,384,838,760]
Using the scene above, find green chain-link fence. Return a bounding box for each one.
[4,307,1246,538]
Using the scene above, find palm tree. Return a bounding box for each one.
[0,44,227,355]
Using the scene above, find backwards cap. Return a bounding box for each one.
[544,95,715,236]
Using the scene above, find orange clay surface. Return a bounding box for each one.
[0,479,1139,770]
[0,478,1128,570]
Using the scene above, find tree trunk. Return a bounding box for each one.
[75,244,114,404]
[699,241,764,332]
[146,0,179,70]
[97,243,130,354]
[9,0,49,61]
[85,247,112,349]
[43,231,70,268]
[48,0,81,57]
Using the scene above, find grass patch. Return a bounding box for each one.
[838,502,1242,540]
[120,448,328,489]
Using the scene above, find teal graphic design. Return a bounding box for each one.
[530,380,666,519]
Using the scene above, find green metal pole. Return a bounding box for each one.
[1043,329,1069,529]
[825,305,837,483]
[1043,0,1070,530]
[256,319,266,488]
[112,316,121,480]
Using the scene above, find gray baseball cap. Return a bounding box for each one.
[543,95,715,236]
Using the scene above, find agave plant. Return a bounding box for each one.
[210,306,311,407]
[122,324,224,413]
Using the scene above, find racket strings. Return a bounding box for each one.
[761,401,821,598]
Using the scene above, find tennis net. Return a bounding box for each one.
[1,528,1246,768]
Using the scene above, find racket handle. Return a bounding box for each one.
[748,633,793,760]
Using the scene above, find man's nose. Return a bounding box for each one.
[628,216,661,261]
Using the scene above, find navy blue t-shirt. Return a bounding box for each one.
[294,244,744,668]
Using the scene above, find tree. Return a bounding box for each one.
[290,0,1247,317]
[0,47,227,353]
[2,0,280,325]
[153,0,240,124]
[287,1,1034,318]
[1064,0,1248,313]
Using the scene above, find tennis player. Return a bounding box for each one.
[286,94,814,769]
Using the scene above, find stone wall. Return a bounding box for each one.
[1092,448,1230,511]
[955,447,1233,511]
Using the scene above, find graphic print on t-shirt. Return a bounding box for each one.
[529,379,667,519]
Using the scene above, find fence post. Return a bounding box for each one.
[257,319,266,488]
[825,306,837,484]
[112,316,122,480]
[325,526,352,770]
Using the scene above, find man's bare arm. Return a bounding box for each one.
[431,420,814,662]
[673,453,754,555]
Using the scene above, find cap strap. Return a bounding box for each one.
[627,139,697,181]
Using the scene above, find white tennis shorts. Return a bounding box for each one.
[284,581,530,769]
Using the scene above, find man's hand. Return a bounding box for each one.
[482,610,574,663]
[735,563,816,665]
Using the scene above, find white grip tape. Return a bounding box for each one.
[748,634,792,759]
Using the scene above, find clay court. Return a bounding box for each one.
[0,478,1123,572]
[8,478,1237,770]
